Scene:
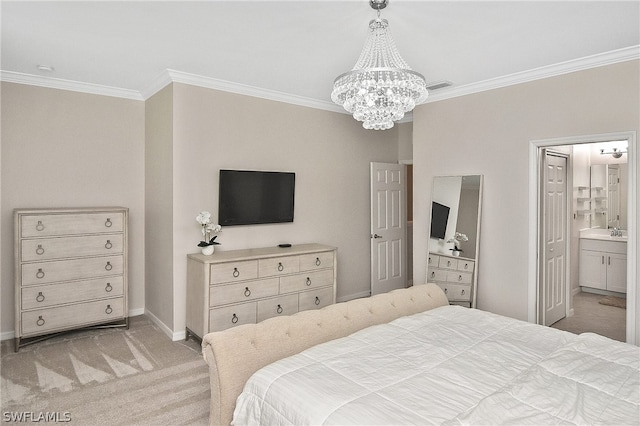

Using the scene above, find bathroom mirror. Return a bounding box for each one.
[427,175,483,308]
[590,163,628,230]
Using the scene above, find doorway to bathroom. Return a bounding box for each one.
[529,131,637,344]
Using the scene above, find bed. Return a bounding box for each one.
[201,284,639,425]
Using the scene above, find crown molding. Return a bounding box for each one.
[426,45,640,103]
[0,70,144,100]
[2,45,638,110]
[144,69,345,114]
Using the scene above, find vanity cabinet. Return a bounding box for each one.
[14,207,129,351]
[186,243,336,340]
[579,239,626,294]
[427,252,475,307]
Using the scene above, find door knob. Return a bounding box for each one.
[371,234,383,239]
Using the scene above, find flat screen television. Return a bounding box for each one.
[218,169,295,226]
[430,201,450,239]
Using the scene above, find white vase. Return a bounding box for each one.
[201,245,215,255]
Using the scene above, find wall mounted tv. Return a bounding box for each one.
[218,169,295,226]
[430,201,450,239]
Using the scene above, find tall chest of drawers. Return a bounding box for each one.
[427,252,475,307]
[14,207,128,351]
[186,244,337,341]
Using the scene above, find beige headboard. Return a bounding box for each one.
[201,283,448,425]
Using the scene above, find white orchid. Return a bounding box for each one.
[447,232,468,251]
[196,211,222,247]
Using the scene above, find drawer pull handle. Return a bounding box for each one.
[430,271,435,279]
[105,240,113,249]
[306,277,311,286]
[36,245,45,255]
[105,262,113,271]
[233,268,240,278]
[277,305,283,314]
[244,287,251,297]
[447,260,451,267]
[464,263,469,269]
[315,257,321,266]
[315,297,320,306]
[444,288,448,294]
[277,262,284,272]
[231,314,239,324]
[36,269,45,279]
[105,218,113,228]
[36,316,45,326]
[36,292,45,302]
[105,305,113,314]
[458,275,462,281]
[461,289,466,295]
[36,221,45,232]
[105,283,113,292]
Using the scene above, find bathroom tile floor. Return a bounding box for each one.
[551,291,626,342]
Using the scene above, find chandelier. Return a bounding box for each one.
[331,0,428,130]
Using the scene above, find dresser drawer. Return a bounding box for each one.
[21,276,124,310]
[299,252,334,271]
[257,294,298,322]
[438,257,457,270]
[21,297,124,336]
[427,254,440,267]
[457,259,475,273]
[259,256,300,277]
[209,302,257,332]
[21,212,124,238]
[446,271,473,285]
[21,255,124,286]
[209,278,279,307]
[210,260,258,284]
[280,269,334,294]
[437,283,471,302]
[427,267,448,282]
[21,234,124,262]
[298,286,333,311]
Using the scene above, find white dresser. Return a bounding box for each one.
[427,252,475,307]
[186,243,337,340]
[14,207,128,351]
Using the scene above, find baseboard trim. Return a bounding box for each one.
[144,309,185,342]
[337,290,371,303]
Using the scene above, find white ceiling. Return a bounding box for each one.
[2,1,639,106]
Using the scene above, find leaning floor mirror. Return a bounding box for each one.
[427,175,483,308]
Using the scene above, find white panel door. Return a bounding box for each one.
[370,162,406,295]
[542,152,567,326]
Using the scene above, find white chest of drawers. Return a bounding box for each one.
[14,207,128,351]
[427,252,475,307]
[186,243,337,340]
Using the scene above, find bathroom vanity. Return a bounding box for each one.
[579,230,627,294]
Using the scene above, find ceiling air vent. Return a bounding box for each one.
[426,80,453,91]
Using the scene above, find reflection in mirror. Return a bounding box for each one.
[427,175,483,308]
[590,163,627,229]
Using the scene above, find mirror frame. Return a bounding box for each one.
[427,174,483,308]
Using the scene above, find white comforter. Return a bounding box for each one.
[233,305,639,425]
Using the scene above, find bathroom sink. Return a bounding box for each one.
[580,233,627,242]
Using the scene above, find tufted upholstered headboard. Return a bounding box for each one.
[201,283,449,425]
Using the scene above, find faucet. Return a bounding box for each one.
[611,227,623,237]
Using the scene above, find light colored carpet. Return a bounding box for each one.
[598,295,627,309]
[551,291,626,342]
[1,315,210,425]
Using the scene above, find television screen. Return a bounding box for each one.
[430,201,450,239]
[218,169,295,226]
